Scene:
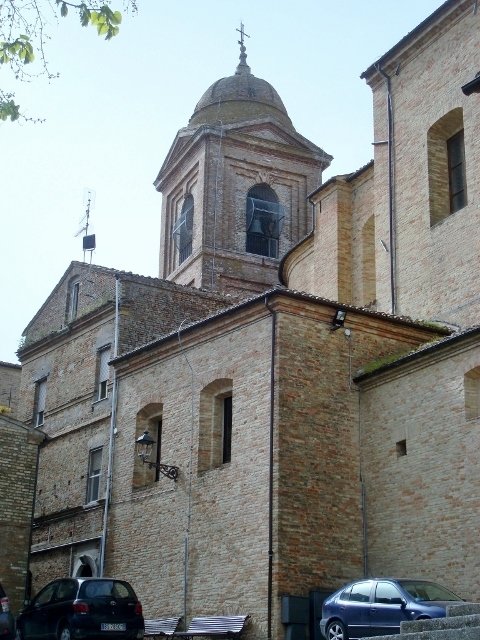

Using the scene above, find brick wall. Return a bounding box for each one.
[0,361,21,417]
[118,275,233,354]
[287,3,479,329]
[366,1,480,326]
[109,309,273,639]
[104,292,442,638]
[157,122,328,296]
[273,296,442,600]
[285,164,375,309]
[21,262,117,350]
[0,417,44,613]
[358,336,480,601]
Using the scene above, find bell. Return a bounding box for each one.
[249,217,263,234]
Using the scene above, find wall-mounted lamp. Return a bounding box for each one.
[135,431,179,481]
[331,309,347,331]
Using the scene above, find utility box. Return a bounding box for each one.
[310,589,334,640]
[281,595,309,640]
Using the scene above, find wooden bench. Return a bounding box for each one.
[144,617,182,638]
[173,615,250,639]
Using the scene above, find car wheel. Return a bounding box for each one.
[326,620,348,640]
[58,625,72,640]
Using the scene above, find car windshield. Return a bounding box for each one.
[399,581,462,602]
[80,580,136,599]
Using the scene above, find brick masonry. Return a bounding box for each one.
[285,1,480,330]
[0,416,45,613]
[357,333,480,600]
[0,361,21,417]
[10,4,480,639]
[107,293,442,638]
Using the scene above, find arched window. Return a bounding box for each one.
[133,403,163,487]
[428,108,467,226]
[66,277,81,322]
[464,367,480,420]
[246,184,284,258]
[173,194,194,264]
[361,215,376,307]
[198,379,233,473]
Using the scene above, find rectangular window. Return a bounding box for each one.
[86,447,102,503]
[34,379,47,427]
[448,130,467,213]
[97,347,110,400]
[70,281,80,321]
[222,395,232,464]
[396,439,407,458]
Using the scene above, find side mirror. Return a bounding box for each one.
[390,597,406,606]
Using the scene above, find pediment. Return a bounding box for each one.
[220,117,331,160]
[20,262,117,353]
[155,117,332,189]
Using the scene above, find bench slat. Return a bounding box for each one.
[173,615,249,638]
[145,616,182,637]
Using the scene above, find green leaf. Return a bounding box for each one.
[111,11,122,25]
[0,99,20,122]
[97,23,109,36]
[79,6,91,27]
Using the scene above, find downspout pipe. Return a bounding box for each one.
[376,64,397,315]
[308,197,316,231]
[99,274,120,576]
[25,433,46,604]
[177,319,196,627]
[264,296,276,640]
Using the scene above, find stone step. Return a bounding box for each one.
[402,613,480,634]
[375,626,480,640]
[447,604,480,617]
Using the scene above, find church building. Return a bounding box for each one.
[9,2,480,640]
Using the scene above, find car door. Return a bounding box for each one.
[370,581,408,636]
[342,580,374,638]
[46,579,78,638]
[22,582,58,640]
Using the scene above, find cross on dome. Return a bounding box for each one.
[235,22,251,75]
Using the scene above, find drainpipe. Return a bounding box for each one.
[264,296,276,640]
[177,319,196,626]
[376,64,397,315]
[99,275,120,576]
[308,198,316,231]
[25,433,45,604]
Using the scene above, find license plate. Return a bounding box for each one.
[101,623,126,631]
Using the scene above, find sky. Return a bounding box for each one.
[1,0,443,364]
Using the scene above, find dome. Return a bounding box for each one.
[189,41,293,129]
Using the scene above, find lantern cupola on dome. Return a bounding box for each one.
[189,24,293,129]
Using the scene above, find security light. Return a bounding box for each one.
[331,309,347,331]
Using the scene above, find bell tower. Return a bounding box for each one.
[154,29,332,296]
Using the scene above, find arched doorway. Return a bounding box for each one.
[73,554,97,577]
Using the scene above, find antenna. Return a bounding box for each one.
[75,188,97,263]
